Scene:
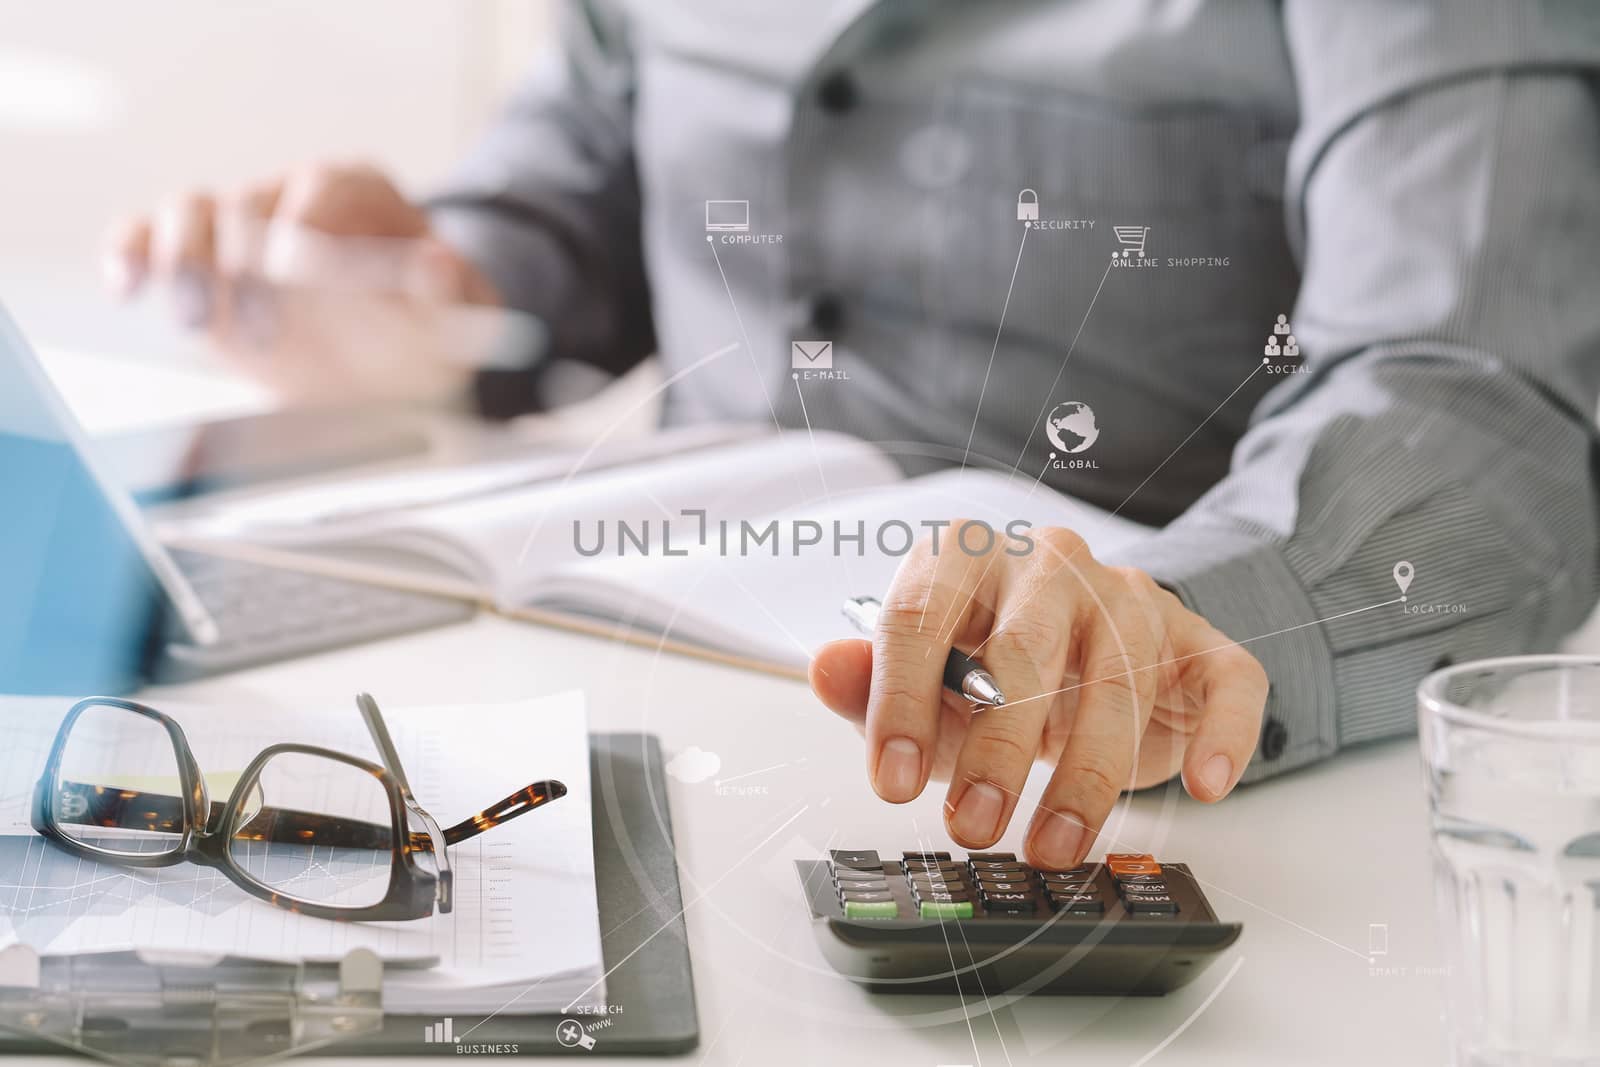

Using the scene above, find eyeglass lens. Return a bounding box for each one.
[227,750,396,910]
[52,701,185,857]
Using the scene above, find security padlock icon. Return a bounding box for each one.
[1016,188,1039,221]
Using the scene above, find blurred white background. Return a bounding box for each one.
[2,0,551,262]
[0,0,553,378]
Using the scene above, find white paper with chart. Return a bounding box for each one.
[0,690,604,1013]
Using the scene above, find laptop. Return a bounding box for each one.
[0,303,473,696]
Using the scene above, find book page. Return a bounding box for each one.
[484,431,901,605]
[164,430,903,606]
[534,468,1156,669]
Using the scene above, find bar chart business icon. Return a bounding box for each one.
[705,199,750,232]
[424,1017,458,1043]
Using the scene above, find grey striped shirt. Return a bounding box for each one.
[430,0,1600,781]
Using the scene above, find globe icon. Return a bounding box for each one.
[1045,402,1100,454]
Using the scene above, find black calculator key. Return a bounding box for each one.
[977,885,1032,901]
[976,869,1033,885]
[840,889,896,904]
[834,868,888,884]
[910,886,967,901]
[904,860,964,876]
[1049,892,1105,915]
[838,881,889,897]
[1039,864,1100,880]
[1114,872,1167,887]
[981,891,1037,914]
[1122,893,1179,915]
[916,889,973,904]
[968,859,1028,873]
[1048,887,1104,904]
[830,849,883,872]
[1042,878,1095,894]
[966,852,1017,863]
[902,851,951,862]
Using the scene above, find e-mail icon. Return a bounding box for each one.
[791,340,833,370]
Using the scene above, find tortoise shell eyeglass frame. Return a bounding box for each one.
[30,693,566,922]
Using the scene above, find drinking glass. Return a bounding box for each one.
[1420,654,1600,1066]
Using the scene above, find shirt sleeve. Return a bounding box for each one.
[426,0,655,418]
[1104,8,1600,781]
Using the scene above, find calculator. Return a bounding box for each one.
[796,849,1241,995]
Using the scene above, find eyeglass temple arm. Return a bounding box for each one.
[410,779,568,849]
[53,776,566,852]
[354,695,567,849]
[356,693,414,794]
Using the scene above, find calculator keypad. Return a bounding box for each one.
[827,850,898,918]
[905,852,972,916]
[825,849,1186,920]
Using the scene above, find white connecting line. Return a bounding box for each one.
[707,238,782,427]
[911,818,997,1067]
[926,251,1117,645]
[1005,253,1115,480]
[1001,596,1406,710]
[790,373,859,591]
[456,803,810,1039]
[713,236,854,591]
[512,338,741,567]
[977,775,1372,964]
[714,757,805,788]
[964,356,1268,661]
[958,221,1032,473]
[1125,956,1247,1067]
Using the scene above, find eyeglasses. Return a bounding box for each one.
[30,694,565,922]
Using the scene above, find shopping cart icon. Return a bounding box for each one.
[1114,225,1149,259]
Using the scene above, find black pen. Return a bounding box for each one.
[841,595,1006,707]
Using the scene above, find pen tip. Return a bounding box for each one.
[965,672,1006,708]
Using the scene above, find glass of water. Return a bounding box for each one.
[1420,655,1600,1066]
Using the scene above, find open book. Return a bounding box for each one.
[166,431,1154,675]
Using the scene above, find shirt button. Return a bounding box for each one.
[1260,717,1288,761]
[816,69,858,114]
[807,293,844,334]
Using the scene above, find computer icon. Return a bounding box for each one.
[705,199,751,233]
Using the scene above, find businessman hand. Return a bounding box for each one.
[809,522,1268,870]
[102,163,500,402]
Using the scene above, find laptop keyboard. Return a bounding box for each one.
[157,549,474,680]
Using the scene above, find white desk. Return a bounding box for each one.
[18,613,1458,1066]
[21,319,1593,1065]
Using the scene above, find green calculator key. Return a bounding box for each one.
[844,899,900,919]
[919,900,974,919]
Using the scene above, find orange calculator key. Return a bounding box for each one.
[1105,853,1162,877]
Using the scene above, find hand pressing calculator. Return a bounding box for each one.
[795,849,1240,995]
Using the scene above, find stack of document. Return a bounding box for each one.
[0,690,605,1014]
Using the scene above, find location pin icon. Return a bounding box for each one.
[1393,561,1414,596]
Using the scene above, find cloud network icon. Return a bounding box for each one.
[666,746,722,784]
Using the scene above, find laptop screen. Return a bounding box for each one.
[0,306,186,695]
